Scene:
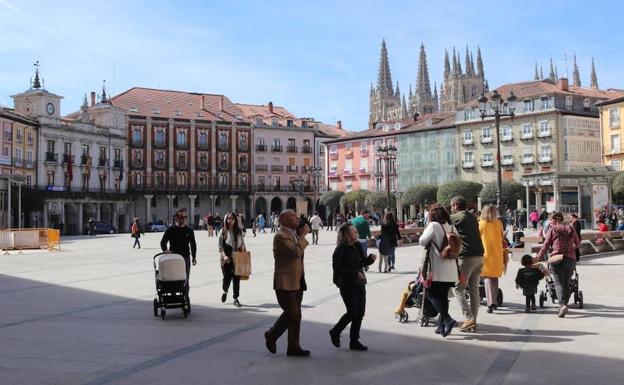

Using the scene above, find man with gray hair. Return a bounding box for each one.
[264,209,311,357]
[450,196,484,332]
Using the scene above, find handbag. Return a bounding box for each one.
[547,253,564,265]
[233,250,252,277]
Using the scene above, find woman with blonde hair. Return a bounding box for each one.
[479,204,505,313]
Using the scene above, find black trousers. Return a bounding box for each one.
[221,262,240,299]
[267,290,303,351]
[427,281,454,323]
[332,285,366,341]
[525,294,536,308]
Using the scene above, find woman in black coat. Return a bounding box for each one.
[329,223,376,351]
[381,212,401,271]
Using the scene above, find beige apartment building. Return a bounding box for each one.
[597,96,624,170]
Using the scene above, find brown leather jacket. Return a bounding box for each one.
[273,229,309,291]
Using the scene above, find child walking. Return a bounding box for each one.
[515,254,545,312]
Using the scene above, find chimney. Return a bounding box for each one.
[412,112,420,122]
[268,101,274,113]
[558,77,569,92]
[219,96,224,110]
[90,92,96,107]
[337,120,342,130]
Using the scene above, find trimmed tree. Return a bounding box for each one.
[402,184,438,208]
[437,181,483,207]
[612,172,624,204]
[319,190,344,224]
[479,181,525,208]
[340,189,371,212]
[365,191,396,211]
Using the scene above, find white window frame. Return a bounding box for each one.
[481,127,492,143]
[463,130,473,144]
[522,123,533,139]
[610,108,620,129]
[611,134,621,153]
[501,126,513,141]
[538,120,551,137]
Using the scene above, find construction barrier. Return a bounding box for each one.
[0,228,61,251]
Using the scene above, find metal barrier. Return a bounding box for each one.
[0,228,61,251]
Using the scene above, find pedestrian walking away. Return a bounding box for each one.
[310,212,322,245]
[160,209,197,292]
[450,196,484,332]
[329,223,376,351]
[379,211,401,272]
[534,212,580,318]
[219,213,246,307]
[264,209,311,357]
[478,204,506,314]
[419,205,460,337]
[131,217,142,249]
[351,210,371,269]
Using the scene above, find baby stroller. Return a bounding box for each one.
[394,274,438,326]
[153,252,191,319]
[478,278,504,306]
[539,265,583,309]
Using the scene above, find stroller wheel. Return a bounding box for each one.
[161,309,166,320]
[578,291,584,309]
[153,298,159,317]
[402,311,409,323]
[497,289,504,307]
[395,313,404,323]
[539,291,545,308]
[183,309,189,318]
[420,317,429,327]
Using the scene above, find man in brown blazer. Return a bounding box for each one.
[264,209,311,357]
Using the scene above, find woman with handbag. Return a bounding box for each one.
[131,218,142,249]
[479,204,506,313]
[329,223,376,351]
[219,212,246,307]
[534,212,580,318]
[418,205,459,337]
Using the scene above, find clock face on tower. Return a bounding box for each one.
[46,102,55,115]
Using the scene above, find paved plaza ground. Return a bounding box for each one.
[1,228,623,385]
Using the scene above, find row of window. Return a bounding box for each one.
[462,121,552,143]
[463,146,552,165]
[131,127,250,150]
[131,172,249,188]
[329,178,395,193]
[328,158,396,175]
[46,140,122,164]
[328,139,389,154]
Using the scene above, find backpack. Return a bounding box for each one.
[434,224,461,259]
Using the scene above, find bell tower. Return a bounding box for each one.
[12,61,63,119]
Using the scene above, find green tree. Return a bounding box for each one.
[402,184,438,207]
[340,189,371,211]
[612,172,624,204]
[319,190,345,223]
[365,191,396,211]
[437,181,483,207]
[479,181,525,208]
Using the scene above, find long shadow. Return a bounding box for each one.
[0,274,623,385]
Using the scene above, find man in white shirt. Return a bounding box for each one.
[309,212,322,245]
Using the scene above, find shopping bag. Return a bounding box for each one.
[233,251,252,277]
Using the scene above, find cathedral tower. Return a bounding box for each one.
[369,40,402,127]
[409,43,438,115]
[440,45,485,112]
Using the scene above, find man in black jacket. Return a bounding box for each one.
[160,209,197,290]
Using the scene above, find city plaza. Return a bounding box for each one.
[0,228,622,385]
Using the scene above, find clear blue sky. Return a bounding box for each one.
[1,0,622,131]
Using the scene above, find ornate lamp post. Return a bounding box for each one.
[376,144,397,210]
[478,90,517,210]
[309,166,323,211]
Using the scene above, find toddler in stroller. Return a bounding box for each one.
[394,273,438,326]
[153,252,191,319]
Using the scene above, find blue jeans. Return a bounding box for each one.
[358,239,368,256]
[387,247,396,267]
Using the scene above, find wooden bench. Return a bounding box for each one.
[520,230,624,256]
[370,227,424,247]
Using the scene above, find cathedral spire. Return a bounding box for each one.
[444,49,450,79]
[376,39,394,97]
[32,60,42,89]
[549,58,556,81]
[408,84,413,101]
[470,51,476,76]
[434,82,438,103]
[590,58,598,88]
[395,81,401,98]
[401,95,408,120]
[572,55,581,87]
[416,43,432,97]
[534,63,540,81]
[452,47,457,75]
[457,51,463,75]
[465,46,472,76]
[476,46,484,77]
[540,65,544,80]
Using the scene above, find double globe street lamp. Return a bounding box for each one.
[478,90,517,210]
[376,144,397,211]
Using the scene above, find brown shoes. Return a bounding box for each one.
[459,319,477,332]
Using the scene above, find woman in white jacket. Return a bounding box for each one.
[418,205,459,337]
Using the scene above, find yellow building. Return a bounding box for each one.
[0,108,38,187]
[597,96,624,171]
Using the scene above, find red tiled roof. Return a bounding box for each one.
[235,103,296,119]
[315,122,351,138]
[110,87,245,122]
[595,94,624,107]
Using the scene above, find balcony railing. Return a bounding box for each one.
[197,162,209,171]
[80,155,92,165]
[153,140,166,149]
[271,145,283,152]
[538,155,552,163]
[62,154,74,164]
[238,143,249,152]
[463,137,474,145]
[131,160,143,169]
[302,146,312,154]
[481,159,494,167]
[329,152,338,160]
[175,142,188,150]
[153,160,166,170]
[481,135,493,144]
[287,145,298,153]
[538,130,552,138]
[131,139,144,148]
[218,143,229,151]
[238,164,249,172]
[98,157,108,167]
[358,167,370,175]
[256,164,268,172]
[345,150,353,158]
[256,144,267,152]
[501,134,513,142]
[45,152,59,162]
[328,170,339,178]
[198,142,209,151]
[359,148,369,156]
[287,165,298,172]
[218,163,229,171]
[501,157,514,166]
[113,160,122,168]
[175,161,188,170]
[521,131,534,140]
[521,155,534,164]
[343,169,353,176]
[271,165,283,172]
[461,160,474,169]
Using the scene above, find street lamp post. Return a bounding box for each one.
[478,90,517,211]
[310,166,323,211]
[376,144,397,211]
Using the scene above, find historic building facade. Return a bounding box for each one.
[11,68,128,234]
[456,78,623,207]
[597,95,624,171]
[440,46,486,113]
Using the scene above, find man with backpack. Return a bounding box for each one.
[450,196,484,332]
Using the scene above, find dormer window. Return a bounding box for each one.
[287,119,294,127]
[271,118,278,127]
[255,117,263,126]
[301,120,308,128]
